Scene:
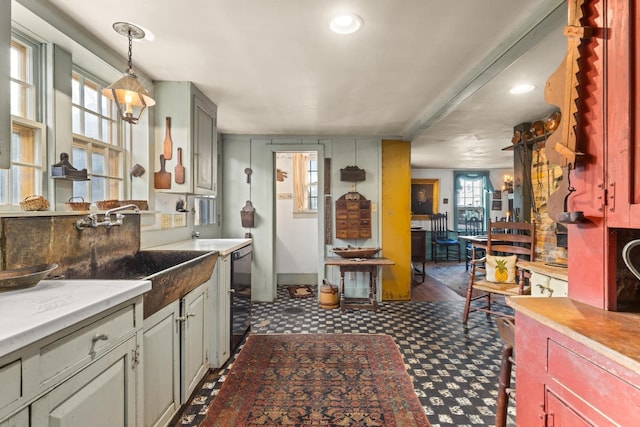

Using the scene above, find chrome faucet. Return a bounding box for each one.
[75,204,140,230]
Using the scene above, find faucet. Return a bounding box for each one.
[75,204,140,230]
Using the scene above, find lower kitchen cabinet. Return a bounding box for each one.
[142,300,180,427]
[0,296,143,426]
[210,254,230,368]
[0,408,27,427]
[143,282,209,426]
[511,298,640,426]
[181,283,209,402]
[31,335,139,426]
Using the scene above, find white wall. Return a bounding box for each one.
[275,153,317,275]
[222,135,383,302]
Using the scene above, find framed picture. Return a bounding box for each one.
[492,200,503,211]
[493,191,502,200]
[411,179,439,219]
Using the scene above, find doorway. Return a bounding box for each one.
[274,152,319,287]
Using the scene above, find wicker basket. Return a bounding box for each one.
[119,200,148,211]
[64,196,90,211]
[95,199,120,210]
[19,195,49,211]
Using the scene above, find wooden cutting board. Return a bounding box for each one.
[154,154,171,189]
[175,147,185,184]
[163,117,173,160]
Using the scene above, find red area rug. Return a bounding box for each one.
[200,334,431,426]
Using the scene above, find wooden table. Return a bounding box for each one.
[324,257,395,313]
[458,235,489,267]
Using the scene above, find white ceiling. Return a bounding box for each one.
[34,0,567,169]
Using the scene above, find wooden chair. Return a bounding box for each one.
[462,220,535,324]
[495,317,516,427]
[464,217,484,271]
[430,212,461,262]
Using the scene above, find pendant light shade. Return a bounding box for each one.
[102,22,155,124]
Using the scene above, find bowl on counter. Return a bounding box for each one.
[0,263,59,292]
[332,247,381,258]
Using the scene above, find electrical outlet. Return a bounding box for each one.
[161,214,173,228]
[173,213,186,227]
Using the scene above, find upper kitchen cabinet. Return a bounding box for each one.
[603,0,640,229]
[154,82,218,195]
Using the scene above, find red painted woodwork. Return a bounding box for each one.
[513,0,640,425]
[516,312,640,426]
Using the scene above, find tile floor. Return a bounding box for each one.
[175,270,516,426]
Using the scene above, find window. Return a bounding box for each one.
[0,37,45,207]
[454,171,493,231]
[71,71,123,202]
[306,156,318,210]
[293,152,318,214]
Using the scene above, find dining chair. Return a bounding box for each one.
[462,220,535,324]
[430,212,461,262]
[464,217,484,271]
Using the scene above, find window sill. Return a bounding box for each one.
[293,211,318,219]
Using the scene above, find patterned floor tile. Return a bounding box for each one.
[175,286,515,426]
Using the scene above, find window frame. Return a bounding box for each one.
[71,69,124,204]
[0,34,45,210]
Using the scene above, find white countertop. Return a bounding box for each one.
[146,238,252,256]
[0,279,150,358]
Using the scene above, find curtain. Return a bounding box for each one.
[453,171,494,192]
[293,153,308,211]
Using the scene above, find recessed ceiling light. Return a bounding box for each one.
[330,14,363,34]
[509,84,535,94]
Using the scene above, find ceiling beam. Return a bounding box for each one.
[403,0,566,142]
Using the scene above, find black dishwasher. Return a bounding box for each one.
[230,244,252,351]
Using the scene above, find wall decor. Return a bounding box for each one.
[335,192,371,239]
[411,179,439,220]
[492,200,503,211]
[340,165,366,182]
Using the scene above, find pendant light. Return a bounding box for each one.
[102,22,155,124]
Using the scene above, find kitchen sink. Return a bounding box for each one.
[62,250,218,318]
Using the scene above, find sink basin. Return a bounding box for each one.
[62,250,218,318]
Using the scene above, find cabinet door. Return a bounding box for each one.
[0,408,28,427]
[216,256,231,366]
[143,301,180,427]
[181,284,208,403]
[546,391,595,427]
[193,93,217,195]
[31,336,138,427]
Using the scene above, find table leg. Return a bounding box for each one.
[370,266,377,313]
[339,268,346,313]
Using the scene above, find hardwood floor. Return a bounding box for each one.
[411,263,467,302]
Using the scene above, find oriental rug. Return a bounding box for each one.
[287,285,315,299]
[199,333,431,427]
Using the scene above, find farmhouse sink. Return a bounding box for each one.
[62,250,218,318]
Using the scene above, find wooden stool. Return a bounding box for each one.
[495,317,515,427]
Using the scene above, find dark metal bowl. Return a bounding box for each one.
[0,263,59,292]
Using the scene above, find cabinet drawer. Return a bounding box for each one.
[547,339,640,426]
[0,360,21,411]
[39,305,135,386]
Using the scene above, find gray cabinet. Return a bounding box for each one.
[31,335,138,427]
[142,282,209,426]
[142,300,180,427]
[154,82,217,195]
[210,254,231,368]
[0,298,143,426]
